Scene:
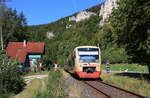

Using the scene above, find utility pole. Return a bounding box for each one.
[0,26,3,50]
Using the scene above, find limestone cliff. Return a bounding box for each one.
[99,0,119,26]
[69,11,96,22]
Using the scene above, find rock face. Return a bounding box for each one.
[47,32,54,39]
[69,11,96,22]
[99,0,119,26]
[69,0,119,25]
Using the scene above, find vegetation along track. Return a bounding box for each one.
[65,70,146,98]
[83,80,146,98]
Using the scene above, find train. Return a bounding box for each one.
[66,46,102,79]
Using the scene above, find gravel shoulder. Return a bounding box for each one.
[63,71,102,98]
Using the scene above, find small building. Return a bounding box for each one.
[6,41,45,71]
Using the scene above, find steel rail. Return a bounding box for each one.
[97,80,146,98]
[83,81,111,98]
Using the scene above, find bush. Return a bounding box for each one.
[0,50,25,94]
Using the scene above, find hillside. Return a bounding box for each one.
[27,2,128,65]
[27,0,150,75]
[28,4,101,36]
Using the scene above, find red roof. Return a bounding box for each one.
[6,42,45,63]
[26,42,44,53]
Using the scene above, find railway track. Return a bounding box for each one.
[83,81,111,98]
[65,70,146,98]
[82,80,146,98]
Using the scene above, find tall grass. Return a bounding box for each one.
[35,70,66,98]
[101,73,150,97]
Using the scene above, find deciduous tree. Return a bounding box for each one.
[110,0,150,76]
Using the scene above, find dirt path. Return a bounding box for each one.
[41,79,46,92]
[14,75,48,98]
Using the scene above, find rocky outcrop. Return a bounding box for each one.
[99,0,119,26]
[69,0,119,25]
[69,11,96,22]
[47,32,54,39]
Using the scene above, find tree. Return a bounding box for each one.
[2,8,28,45]
[110,0,150,76]
[14,11,28,41]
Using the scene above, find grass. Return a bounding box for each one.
[1,71,48,98]
[102,64,148,72]
[14,70,66,98]
[101,72,150,97]
[15,79,42,98]
[35,70,67,98]
[0,93,15,98]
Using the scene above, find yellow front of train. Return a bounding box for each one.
[75,46,101,79]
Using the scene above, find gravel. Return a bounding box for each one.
[64,73,107,98]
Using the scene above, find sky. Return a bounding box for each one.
[6,0,105,25]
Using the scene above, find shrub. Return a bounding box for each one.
[0,50,25,95]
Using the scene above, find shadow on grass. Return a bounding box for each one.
[114,72,150,81]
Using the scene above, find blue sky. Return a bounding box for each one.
[6,0,105,25]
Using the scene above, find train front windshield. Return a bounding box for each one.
[78,48,99,63]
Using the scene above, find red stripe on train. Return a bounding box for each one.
[76,71,101,78]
